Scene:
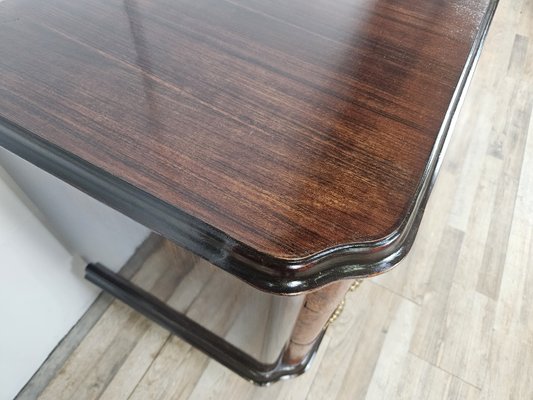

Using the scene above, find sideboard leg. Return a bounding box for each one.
[284,279,359,366]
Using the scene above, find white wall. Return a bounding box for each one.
[0,149,150,271]
[0,168,96,400]
[0,151,150,399]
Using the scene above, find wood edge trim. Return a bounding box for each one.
[0,0,498,294]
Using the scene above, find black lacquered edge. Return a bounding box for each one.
[0,0,498,294]
[85,263,322,385]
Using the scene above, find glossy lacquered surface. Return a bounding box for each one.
[0,0,496,292]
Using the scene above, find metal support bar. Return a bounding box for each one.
[85,263,322,385]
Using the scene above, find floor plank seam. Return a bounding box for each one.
[368,280,422,306]
[14,292,115,400]
[13,2,533,398]
[124,333,173,400]
[408,351,483,391]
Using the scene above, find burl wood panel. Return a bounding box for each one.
[0,0,495,278]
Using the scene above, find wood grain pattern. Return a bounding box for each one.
[0,0,496,290]
[284,280,353,366]
[22,1,533,396]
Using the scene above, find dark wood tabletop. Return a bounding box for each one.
[0,0,497,292]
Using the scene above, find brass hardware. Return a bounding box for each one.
[327,279,362,326]
[349,279,362,292]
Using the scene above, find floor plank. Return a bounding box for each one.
[18,1,533,399]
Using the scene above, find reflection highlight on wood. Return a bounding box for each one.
[0,0,495,267]
[17,1,533,398]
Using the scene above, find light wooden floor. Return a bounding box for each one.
[19,1,532,399]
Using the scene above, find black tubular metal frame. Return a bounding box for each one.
[85,263,323,385]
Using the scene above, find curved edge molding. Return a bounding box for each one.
[0,0,498,294]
